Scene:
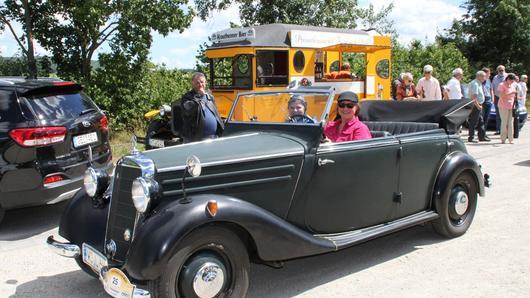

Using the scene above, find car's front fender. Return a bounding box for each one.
[433,151,486,203]
[124,194,335,281]
[58,189,109,253]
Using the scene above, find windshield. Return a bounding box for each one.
[229,91,332,124]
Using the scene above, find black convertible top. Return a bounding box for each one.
[359,100,473,134]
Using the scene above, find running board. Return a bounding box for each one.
[316,211,439,250]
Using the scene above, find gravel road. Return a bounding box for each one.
[1,128,529,298]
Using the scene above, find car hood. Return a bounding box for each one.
[141,133,305,173]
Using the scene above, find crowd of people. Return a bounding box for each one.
[394,65,528,144]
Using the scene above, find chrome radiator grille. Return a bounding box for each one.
[105,164,141,262]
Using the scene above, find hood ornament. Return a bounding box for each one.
[130,135,139,155]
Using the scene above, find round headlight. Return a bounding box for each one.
[159,106,166,117]
[131,177,159,213]
[84,168,98,197]
[83,167,110,198]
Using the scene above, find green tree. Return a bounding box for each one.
[440,0,530,74]
[392,40,470,86]
[0,0,54,78]
[33,0,194,83]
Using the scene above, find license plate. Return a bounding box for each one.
[148,138,165,148]
[73,132,98,148]
[82,243,108,274]
[102,268,135,298]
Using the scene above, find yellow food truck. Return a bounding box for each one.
[205,23,392,117]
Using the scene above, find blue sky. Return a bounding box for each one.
[1,0,466,69]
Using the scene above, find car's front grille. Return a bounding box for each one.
[105,163,141,262]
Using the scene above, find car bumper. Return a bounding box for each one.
[47,235,150,298]
[0,161,113,210]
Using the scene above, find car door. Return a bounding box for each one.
[395,131,448,218]
[304,136,401,234]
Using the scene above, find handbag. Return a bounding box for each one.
[512,98,519,117]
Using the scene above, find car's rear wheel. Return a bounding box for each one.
[149,226,249,298]
[433,172,478,238]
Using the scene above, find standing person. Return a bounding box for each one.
[446,68,464,99]
[180,72,224,143]
[520,75,528,105]
[467,71,489,142]
[395,73,417,100]
[481,67,494,129]
[513,75,523,138]
[416,65,442,100]
[492,65,507,134]
[497,74,518,144]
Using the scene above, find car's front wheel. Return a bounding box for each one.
[149,226,250,298]
[433,172,478,238]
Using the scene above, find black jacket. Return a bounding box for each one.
[179,90,224,142]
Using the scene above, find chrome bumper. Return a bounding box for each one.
[46,235,80,258]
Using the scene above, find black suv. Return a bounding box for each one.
[0,77,112,223]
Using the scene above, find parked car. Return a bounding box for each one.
[487,103,527,129]
[0,77,112,223]
[47,89,488,298]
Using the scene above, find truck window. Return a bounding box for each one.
[256,50,289,86]
[210,54,253,90]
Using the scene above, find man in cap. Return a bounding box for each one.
[416,65,442,100]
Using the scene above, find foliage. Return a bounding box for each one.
[31,0,194,83]
[0,0,55,78]
[439,0,530,74]
[392,40,471,86]
[87,53,192,131]
[0,54,54,77]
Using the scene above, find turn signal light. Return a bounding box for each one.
[9,126,67,147]
[206,200,218,217]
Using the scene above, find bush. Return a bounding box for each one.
[87,53,191,131]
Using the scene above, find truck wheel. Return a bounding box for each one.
[149,226,249,298]
[75,256,99,279]
[433,172,478,238]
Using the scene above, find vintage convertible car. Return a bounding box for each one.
[47,88,488,298]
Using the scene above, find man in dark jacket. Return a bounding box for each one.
[180,72,224,142]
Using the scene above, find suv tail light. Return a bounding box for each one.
[9,127,67,147]
[99,115,109,131]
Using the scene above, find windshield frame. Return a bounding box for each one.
[227,88,335,126]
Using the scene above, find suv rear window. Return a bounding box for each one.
[24,92,98,120]
[0,90,21,123]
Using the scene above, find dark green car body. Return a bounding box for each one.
[51,89,487,297]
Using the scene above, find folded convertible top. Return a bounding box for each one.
[359,99,473,134]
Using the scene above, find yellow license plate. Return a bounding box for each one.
[102,268,135,298]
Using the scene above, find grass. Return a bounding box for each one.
[109,129,145,163]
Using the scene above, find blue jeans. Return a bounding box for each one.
[494,96,501,132]
[482,97,492,127]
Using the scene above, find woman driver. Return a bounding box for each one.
[287,95,315,123]
[324,91,372,142]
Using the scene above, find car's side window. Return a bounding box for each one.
[0,91,20,125]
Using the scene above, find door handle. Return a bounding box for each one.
[318,158,335,166]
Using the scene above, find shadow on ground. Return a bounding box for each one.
[8,270,105,298]
[8,224,445,298]
[246,224,444,297]
[0,201,68,241]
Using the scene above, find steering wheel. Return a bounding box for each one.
[288,115,315,124]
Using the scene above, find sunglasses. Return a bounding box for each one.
[338,102,355,109]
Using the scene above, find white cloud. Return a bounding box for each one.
[360,0,464,45]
